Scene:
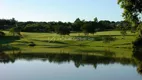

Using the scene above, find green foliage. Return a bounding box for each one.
[98,20,113,31]
[0,31,5,36]
[23,23,50,32]
[118,0,142,58]
[94,17,98,23]
[55,25,70,35]
[9,27,21,36]
[0,44,19,51]
[118,0,142,25]
[81,22,96,35]
[137,23,142,37]
[72,18,84,32]
[117,21,131,30]
[0,36,20,44]
[0,18,133,33]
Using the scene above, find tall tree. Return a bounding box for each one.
[118,0,142,26]
[9,18,22,36]
[55,25,70,35]
[118,0,142,56]
[73,18,83,31]
[94,17,98,23]
[81,22,96,35]
[118,0,142,40]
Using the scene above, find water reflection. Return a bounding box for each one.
[0,51,136,67]
[133,50,142,75]
[137,64,142,75]
[1,50,142,76]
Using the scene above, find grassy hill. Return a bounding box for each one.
[1,31,136,58]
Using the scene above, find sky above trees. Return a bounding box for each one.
[0,0,123,22]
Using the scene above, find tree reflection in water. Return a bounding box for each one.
[132,49,142,75]
[137,64,142,75]
[0,50,142,75]
[0,51,136,67]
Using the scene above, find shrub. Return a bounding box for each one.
[0,31,5,36]
[133,37,142,47]
[28,42,36,46]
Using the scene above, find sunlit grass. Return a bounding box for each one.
[2,31,136,58]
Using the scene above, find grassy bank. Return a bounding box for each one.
[1,31,136,58]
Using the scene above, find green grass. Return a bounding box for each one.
[1,31,136,59]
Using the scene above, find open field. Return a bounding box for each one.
[1,31,137,58]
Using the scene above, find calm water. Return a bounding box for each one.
[0,53,142,80]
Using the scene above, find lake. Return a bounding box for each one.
[0,53,142,80]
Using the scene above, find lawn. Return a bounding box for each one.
[1,31,136,59]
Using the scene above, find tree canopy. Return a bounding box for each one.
[118,0,142,25]
[0,18,133,35]
[81,22,96,35]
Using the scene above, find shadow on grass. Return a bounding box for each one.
[14,41,29,44]
[73,43,89,47]
[0,45,20,51]
[46,41,68,44]
[0,36,20,44]
[44,45,68,48]
[113,43,132,46]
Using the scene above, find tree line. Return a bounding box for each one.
[0,18,132,35]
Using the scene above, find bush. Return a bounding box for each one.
[28,42,36,46]
[133,37,142,47]
[0,31,5,36]
[55,25,70,35]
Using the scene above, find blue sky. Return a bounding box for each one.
[0,0,123,22]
